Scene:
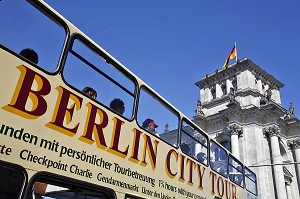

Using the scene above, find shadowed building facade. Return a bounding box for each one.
[193,58,300,199]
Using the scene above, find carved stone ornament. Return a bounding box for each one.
[227,124,243,137]
[285,181,292,186]
[195,100,204,116]
[287,137,300,150]
[263,126,280,138]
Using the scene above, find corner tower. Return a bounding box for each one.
[193,58,300,199]
[195,58,283,117]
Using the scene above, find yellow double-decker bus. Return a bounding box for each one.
[0,1,257,199]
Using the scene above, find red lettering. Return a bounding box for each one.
[179,154,186,182]
[217,176,225,197]
[210,171,217,195]
[197,164,206,190]
[129,128,143,163]
[165,149,178,178]
[46,86,82,136]
[78,103,108,149]
[140,134,159,170]
[3,65,50,119]
[186,158,196,185]
[107,117,129,158]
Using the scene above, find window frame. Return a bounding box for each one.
[180,118,209,166]
[228,155,244,187]
[136,85,180,147]
[245,166,258,196]
[24,171,116,199]
[1,0,71,75]
[61,34,138,120]
[209,139,228,177]
[0,160,28,199]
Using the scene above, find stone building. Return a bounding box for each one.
[193,58,300,199]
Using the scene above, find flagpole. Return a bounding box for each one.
[235,42,238,62]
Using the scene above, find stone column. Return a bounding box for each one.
[202,87,209,103]
[257,79,262,94]
[293,139,300,178]
[226,79,233,94]
[263,126,287,199]
[216,83,222,98]
[287,137,300,193]
[228,124,243,160]
[286,181,293,199]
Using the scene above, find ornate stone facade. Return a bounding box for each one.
[193,58,300,199]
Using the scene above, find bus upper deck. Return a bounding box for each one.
[0,0,257,199]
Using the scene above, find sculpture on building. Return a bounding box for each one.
[265,88,272,102]
[227,87,239,107]
[260,95,267,105]
[260,88,272,105]
[289,102,295,116]
[284,102,296,119]
[195,100,204,116]
[164,123,169,133]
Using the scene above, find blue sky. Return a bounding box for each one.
[3,0,300,119]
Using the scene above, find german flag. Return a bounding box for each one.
[222,45,237,69]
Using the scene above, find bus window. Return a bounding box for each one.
[63,38,136,119]
[245,167,257,196]
[0,161,26,199]
[28,173,115,199]
[137,87,179,146]
[228,155,244,187]
[0,0,65,72]
[210,140,228,177]
[181,120,208,165]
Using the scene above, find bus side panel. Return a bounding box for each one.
[0,48,247,199]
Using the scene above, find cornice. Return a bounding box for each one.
[236,88,261,97]
[202,94,230,109]
[225,103,285,119]
[202,88,260,109]
[195,58,284,89]
[198,103,288,125]
[259,102,286,117]
[245,60,284,89]
[193,114,228,129]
